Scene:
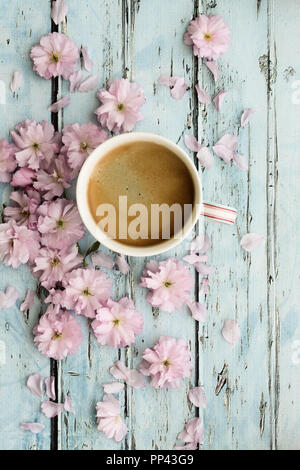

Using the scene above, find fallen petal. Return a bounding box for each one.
[81,47,93,72]
[241,108,255,127]
[27,373,44,398]
[186,300,207,322]
[195,84,210,104]
[127,369,146,389]
[190,234,210,254]
[78,75,98,93]
[69,70,82,93]
[174,443,198,450]
[10,71,23,93]
[20,289,35,313]
[158,74,174,87]
[171,77,188,100]
[184,134,202,152]
[204,60,219,82]
[240,232,264,252]
[41,401,64,418]
[48,96,71,112]
[233,153,248,171]
[199,278,209,295]
[213,90,227,111]
[194,263,213,275]
[184,254,208,265]
[197,147,214,169]
[64,396,75,413]
[212,134,238,163]
[222,319,241,345]
[91,251,114,270]
[116,255,129,274]
[51,0,68,25]
[103,382,125,394]
[45,376,56,400]
[0,286,19,309]
[188,386,207,408]
[20,422,44,434]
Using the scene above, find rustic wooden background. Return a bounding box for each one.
[0,0,299,450]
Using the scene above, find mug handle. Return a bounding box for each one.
[201,202,237,225]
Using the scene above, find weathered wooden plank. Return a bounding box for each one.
[198,0,271,449]
[0,1,52,450]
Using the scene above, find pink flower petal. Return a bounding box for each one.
[174,443,198,450]
[20,422,44,434]
[27,373,44,398]
[199,278,209,295]
[240,232,264,252]
[195,84,210,104]
[10,71,23,93]
[197,147,214,169]
[0,286,19,309]
[81,47,93,72]
[48,96,71,113]
[20,289,35,313]
[212,134,238,163]
[64,396,74,413]
[190,234,210,254]
[109,360,146,389]
[158,75,174,87]
[171,77,188,100]
[213,90,227,111]
[188,386,207,408]
[78,75,98,93]
[241,108,255,127]
[103,382,125,394]
[184,254,208,265]
[69,70,82,93]
[233,153,248,171]
[116,255,129,275]
[194,262,212,275]
[186,300,207,322]
[45,376,56,400]
[41,401,64,418]
[184,134,202,152]
[91,251,114,270]
[51,0,68,25]
[204,60,219,82]
[222,319,241,345]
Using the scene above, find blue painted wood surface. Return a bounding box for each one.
[0,0,299,450]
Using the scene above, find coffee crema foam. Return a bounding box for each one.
[87,141,195,246]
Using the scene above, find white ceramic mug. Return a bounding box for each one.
[76,132,237,257]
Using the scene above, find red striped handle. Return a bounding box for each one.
[202,202,237,225]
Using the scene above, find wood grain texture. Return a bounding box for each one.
[0,0,299,450]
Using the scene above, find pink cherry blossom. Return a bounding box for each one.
[96,394,128,442]
[4,189,41,229]
[140,336,193,389]
[140,258,193,313]
[212,133,238,163]
[241,108,255,127]
[11,167,36,187]
[0,219,40,268]
[45,288,64,309]
[188,386,207,408]
[221,319,241,345]
[20,289,35,313]
[37,199,85,249]
[184,14,230,60]
[92,297,143,348]
[33,309,82,360]
[51,0,68,25]
[186,300,207,322]
[0,286,19,310]
[48,96,71,113]
[45,376,56,400]
[41,401,64,418]
[95,78,145,133]
[10,71,23,93]
[177,417,204,445]
[11,120,59,170]
[62,267,113,318]
[158,75,188,100]
[33,244,82,289]
[81,46,93,72]
[195,84,210,104]
[109,360,146,389]
[91,251,114,270]
[204,60,219,82]
[34,154,72,200]
[240,232,264,251]
[26,373,44,398]
[0,138,17,182]
[30,32,79,80]
[213,90,227,111]
[20,422,44,434]
[62,122,107,172]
